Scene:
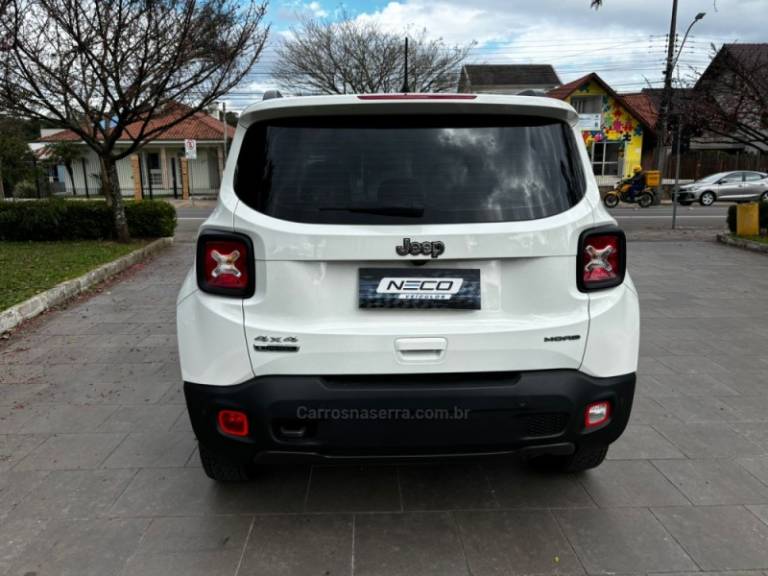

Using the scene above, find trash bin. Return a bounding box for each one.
[736,203,759,236]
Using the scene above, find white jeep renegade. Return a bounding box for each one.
[177,93,639,482]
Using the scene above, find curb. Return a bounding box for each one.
[716,233,768,254]
[0,237,174,334]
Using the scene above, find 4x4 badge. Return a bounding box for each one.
[253,335,299,353]
[395,238,445,258]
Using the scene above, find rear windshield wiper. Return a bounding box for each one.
[319,205,424,217]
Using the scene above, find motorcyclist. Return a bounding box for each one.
[627,165,646,202]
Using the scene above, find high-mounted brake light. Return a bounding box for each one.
[357,94,477,100]
[196,232,255,297]
[577,227,626,292]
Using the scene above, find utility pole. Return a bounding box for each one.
[672,114,682,229]
[401,37,410,93]
[654,0,679,205]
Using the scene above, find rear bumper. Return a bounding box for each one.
[184,370,635,463]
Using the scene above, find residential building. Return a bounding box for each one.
[37,105,234,198]
[458,64,561,94]
[548,73,656,186]
[691,43,768,154]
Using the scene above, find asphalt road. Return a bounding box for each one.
[608,204,729,230]
[175,204,731,232]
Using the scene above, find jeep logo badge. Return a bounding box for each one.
[395,238,445,258]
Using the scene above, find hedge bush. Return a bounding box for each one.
[125,201,177,238]
[727,202,768,233]
[0,199,177,241]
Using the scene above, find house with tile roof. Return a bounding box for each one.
[458,64,561,94]
[547,72,656,186]
[37,105,234,197]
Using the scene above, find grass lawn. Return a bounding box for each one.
[0,240,146,311]
[737,235,768,245]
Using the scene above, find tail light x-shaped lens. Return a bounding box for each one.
[196,233,255,297]
[578,227,626,292]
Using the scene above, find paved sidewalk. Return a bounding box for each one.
[1,238,768,576]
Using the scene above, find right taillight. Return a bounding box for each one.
[577,227,626,292]
[196,232,255,297]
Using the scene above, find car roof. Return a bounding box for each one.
[238,93,580,127]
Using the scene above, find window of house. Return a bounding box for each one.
[591,141,622,176]
[145,152,162,187]
[147,152,160,170]
[571,96,602,114]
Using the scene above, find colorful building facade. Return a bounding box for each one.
[548,73,654,185]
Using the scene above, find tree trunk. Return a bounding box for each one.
[99,155,130,242]
[100,156,113,208]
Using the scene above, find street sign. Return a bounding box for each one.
[578,113,602,131]
[184,139,197,160]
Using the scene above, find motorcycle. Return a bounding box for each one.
[603,179,656,209]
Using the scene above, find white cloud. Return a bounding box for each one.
[345,0,762,90]
[306,1,328,18]
[353,1,502,45]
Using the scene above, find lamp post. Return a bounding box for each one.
[669,12,705,229]
[654,5,705,205]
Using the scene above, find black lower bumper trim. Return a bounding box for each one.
[184,370,635,464]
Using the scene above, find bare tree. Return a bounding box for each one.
[0,0,269,241]
[682,45,768,152]
[274,15,473,95]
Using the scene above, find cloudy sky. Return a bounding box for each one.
[226,0,766,108]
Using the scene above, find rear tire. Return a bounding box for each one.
[638,193,653,208]
[528,444,609,473]
[199,444,254,482]
[699,191,716,206]
[603,194,620,208]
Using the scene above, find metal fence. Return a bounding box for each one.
[4,156,221,199]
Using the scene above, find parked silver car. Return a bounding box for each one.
[677,171,768,206]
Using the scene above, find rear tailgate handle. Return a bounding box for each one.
[395,337,447,364]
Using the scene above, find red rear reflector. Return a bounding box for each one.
[218,410,249,437]
[196,233,255,297]
[577,228,626,292]
[585,401,611,429]
[357,94,477,100]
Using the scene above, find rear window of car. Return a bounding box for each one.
[234,115,586,224]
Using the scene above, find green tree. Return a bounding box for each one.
[0,117,36,198]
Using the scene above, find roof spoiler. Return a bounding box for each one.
[263,90,283,101]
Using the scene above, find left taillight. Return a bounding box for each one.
[577,227,626,292]
[196,232,255,298]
